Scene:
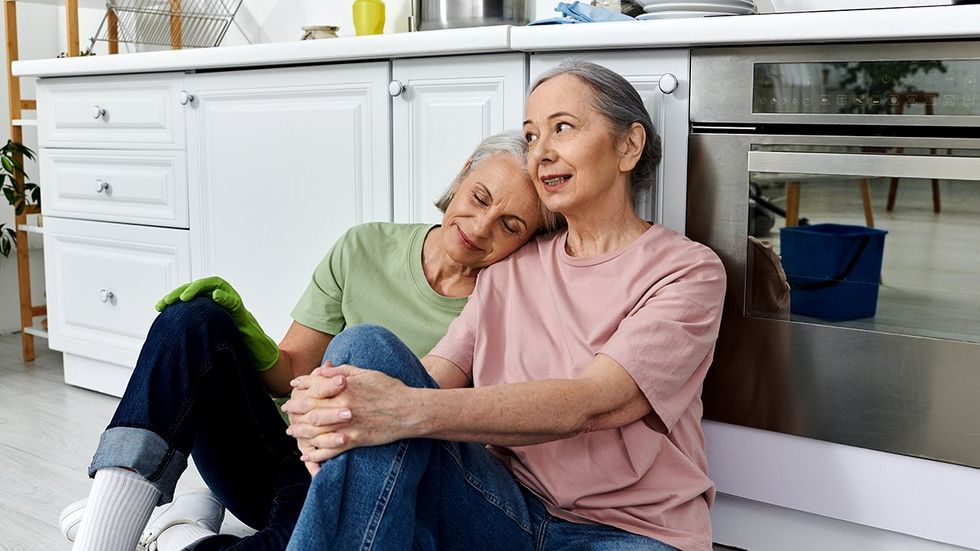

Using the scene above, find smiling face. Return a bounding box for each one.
[440,153,544,269]
[523,74,642,217]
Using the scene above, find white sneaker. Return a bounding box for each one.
[138,490,225,551]
[58,497,88,541]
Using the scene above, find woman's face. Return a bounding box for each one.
[441,154,543,269]
[523,74,639,215]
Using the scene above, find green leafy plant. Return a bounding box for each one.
[0,139,39,265]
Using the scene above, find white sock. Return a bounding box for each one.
[158,523,217,551]
[72,467,161,551]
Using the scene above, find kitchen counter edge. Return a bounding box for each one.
[14,5,980,78]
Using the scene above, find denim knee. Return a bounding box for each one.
[323,324,436,389]
[154,297,236,337]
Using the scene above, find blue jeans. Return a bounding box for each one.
[286,325,676,551]
[88,298,311,550]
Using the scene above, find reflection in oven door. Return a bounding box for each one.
[689,132,980,468]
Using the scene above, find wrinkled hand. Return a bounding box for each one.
[285,361,347,475]
[282,363,416,464]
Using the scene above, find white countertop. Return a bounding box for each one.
[14,5,980,78]
[511,5,980,50]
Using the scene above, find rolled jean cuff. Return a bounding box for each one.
[88,426,187,506]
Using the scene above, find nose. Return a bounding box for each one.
[529,134,555,167]
[472,209,495,239]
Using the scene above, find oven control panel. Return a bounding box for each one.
[753,59,979,116]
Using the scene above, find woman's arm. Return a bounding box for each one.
[418,353,652,444]
[285,352,652,462]
[261,321,333,397]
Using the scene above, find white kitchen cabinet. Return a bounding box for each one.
[185,63,391,341]
[34,52,687,397]
[391,53,526,224]
[37,72,193,396]
[530,51,690,232]
[43,217,191,395]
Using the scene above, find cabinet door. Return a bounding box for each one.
[43,217,191,368]
[392,53,526,224]
[530,51,690,232]
[186,63,391,340]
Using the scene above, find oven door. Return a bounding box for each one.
[689,132,980,467]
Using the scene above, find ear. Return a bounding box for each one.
[617,123,646,173]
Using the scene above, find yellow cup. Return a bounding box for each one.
[353,0,385,36]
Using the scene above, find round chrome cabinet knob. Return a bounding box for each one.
[95,179,110,193]
[92,105,106,119]
[178,90,195,105]
[388,80,405,97]
[99,289,115,303]
[658,73,679,95]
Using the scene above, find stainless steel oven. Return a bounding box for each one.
[689,42,980,468]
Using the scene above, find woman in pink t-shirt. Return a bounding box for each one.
[284,59,727,551]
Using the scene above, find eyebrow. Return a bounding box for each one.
[522,111,580,126]
[474,182,528,229]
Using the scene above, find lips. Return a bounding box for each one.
[540,173,571,192]
[456,226,483,252]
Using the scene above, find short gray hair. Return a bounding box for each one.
[528,58,661,203]
[434,131,564,234]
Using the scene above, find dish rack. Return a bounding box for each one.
[91,0,243,49]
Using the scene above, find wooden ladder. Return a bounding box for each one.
[3,0,81,360]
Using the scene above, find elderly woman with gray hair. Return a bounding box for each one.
[283,59,726,551]
[64,131,557,551]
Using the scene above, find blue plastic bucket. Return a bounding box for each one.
[779,223,888,321]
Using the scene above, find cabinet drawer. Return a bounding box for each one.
[37,73,186,149]
[43,218,191,368]
[40,149,189,228]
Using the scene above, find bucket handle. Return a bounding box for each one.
[787,235,871,291]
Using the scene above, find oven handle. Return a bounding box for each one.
[747,151,980,181]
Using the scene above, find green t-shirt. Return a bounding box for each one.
[290,222,468,358]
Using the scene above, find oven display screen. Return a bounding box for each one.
[753,60,979,115]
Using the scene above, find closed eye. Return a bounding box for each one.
[502,219,523,235]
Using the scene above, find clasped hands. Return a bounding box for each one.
[282,362,413,476]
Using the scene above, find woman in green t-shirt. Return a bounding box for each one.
[63,132,563,551]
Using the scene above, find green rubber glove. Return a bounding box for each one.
[155,276,281,372]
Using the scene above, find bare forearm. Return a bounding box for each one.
[410,379,611,447]
[259,349,295,397]
[265,323,334,397]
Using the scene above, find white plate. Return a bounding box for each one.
[634,0,754,7]
[644,2,755,14]
[636,10,741,19]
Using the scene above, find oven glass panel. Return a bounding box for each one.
[747,145,980,343]
[753,60,980,115]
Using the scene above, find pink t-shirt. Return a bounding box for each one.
[429,224,726,551]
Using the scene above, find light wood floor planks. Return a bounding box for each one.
[0,333,250,549]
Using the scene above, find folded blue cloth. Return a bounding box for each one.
[530,1,635,25]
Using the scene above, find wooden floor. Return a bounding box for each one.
[0,333,249,549]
